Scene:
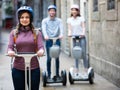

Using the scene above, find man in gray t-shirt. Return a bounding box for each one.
[42,5,63,78]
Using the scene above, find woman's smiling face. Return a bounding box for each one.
[20,12,30,26]
[71,8,79,17]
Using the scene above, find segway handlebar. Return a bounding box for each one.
[49,37,59,43]
[5,52,45,57]
[68,35,84,38]
[49,37,59,40]
[6,53,37,57]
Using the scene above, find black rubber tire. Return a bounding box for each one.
[61,70,67,86]
[69,72,74,84]
[89,69,94,84]
[42,71,47,87]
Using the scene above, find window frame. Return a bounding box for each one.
[93,0,99,12]
[107,0,115,10]
[92,0,100,21]
[106,0,118,21]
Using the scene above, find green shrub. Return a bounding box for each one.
[5,6,13,15]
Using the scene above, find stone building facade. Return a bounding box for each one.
[88,0,120,87]
[56,0,120,87]
[26,0,55,27]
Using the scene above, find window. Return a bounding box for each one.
[107,0,115,10]
[93,0,98,12]
[106,0,118,21]
[0,0,2,7]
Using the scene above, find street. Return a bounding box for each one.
[0,30,120,90]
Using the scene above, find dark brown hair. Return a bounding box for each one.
[70,8,81,17]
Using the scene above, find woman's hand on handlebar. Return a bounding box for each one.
[7,51,15,57]
[37,49,44,57]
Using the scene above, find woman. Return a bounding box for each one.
[67,4,88,72]
[7,6,44,90]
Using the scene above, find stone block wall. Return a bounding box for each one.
[56,0,120,87]
[89,0,120,87]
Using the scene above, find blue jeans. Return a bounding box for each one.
[45,39,61,77]
[73,37,88,69]
[12,68,40,90]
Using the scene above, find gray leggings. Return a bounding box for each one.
[73,37,88,69]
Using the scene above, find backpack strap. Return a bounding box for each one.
[33,28,40,52]
[33,28,39,43]
[13,29,17,53]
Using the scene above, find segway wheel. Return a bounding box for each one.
[69,72,74,84]
[61,70,67,86]
[88,69,94,84]
[42,71,47,87]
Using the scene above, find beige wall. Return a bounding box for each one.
[61,0,70,55]
[56,0,120,87]
[89,0,120,87]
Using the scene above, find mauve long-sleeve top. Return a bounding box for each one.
[7,30,44,70]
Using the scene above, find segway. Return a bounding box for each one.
[6,52,40,90]
[69,36,94,84]
[42,38,67,87]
